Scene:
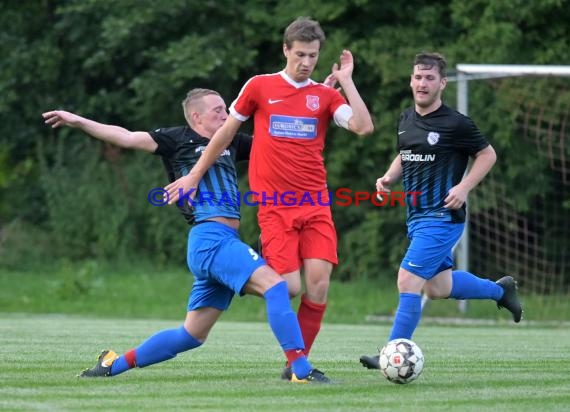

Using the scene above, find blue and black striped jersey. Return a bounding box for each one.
[149,126,252,225]
[397,104,489,223]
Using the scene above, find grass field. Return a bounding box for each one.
[2,314,570,411]
[2,264,569,323]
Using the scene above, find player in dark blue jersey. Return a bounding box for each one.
[360,53,523,370]
[42,88,329,383]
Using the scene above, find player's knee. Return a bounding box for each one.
[182,326,209,343]
[305,268,330,288]
[397,269,425,294]
[304,277,329,301]
[281,272,302,297]
[423,289,439,300]
[287,281,302,298]
[396,277,411,292]
[423,284,447,300]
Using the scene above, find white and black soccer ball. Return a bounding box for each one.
[379,338,424,384]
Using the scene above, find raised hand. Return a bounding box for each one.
[42,110,81,129]
[322,72,338,89]
[331,49,354,84]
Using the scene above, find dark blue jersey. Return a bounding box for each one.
[397,104,489,223]
[149,126,252,224]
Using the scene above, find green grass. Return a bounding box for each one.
[1,262,569,323]
[1,314,570,411]
[1,264,569,410]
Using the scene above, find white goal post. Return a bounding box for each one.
[421,64,570,313]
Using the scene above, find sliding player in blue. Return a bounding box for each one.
[360,52,522,369]
[43,89,329,383]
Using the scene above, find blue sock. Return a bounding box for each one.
[291,357,312,379]
[264,281,305,351]
[110,326,202,375]
[449,270,503,300]
[109,356,131,376]
[388,293,422,341]
[264,282,311,379]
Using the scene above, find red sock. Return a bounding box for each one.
[296,294,326,358]
[284,349,305,365]
[124,349,137,368]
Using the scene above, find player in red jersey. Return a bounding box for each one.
[166,17,374,380]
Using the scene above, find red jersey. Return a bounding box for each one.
[230,71,347,203]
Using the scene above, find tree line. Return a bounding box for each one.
[1,0,569,282]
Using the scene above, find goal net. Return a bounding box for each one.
[457,66,570,298]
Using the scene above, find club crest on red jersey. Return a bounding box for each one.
[306,95,320,111]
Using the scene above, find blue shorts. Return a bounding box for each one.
[400,220,464,279]
[186,221,266,311]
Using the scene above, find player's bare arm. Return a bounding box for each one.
[376,154,403,193]
[332,50,374,136]
[444,145,497,210]
[165,116,242,204]
[42,110,158,153]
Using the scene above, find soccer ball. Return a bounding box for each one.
[379,338,424,384]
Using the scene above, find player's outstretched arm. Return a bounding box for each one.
[42,110,157,153]
[165,116,242,204]
[332,50,374,136]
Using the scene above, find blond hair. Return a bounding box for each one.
[181,88,221,126]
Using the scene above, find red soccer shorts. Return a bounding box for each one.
[257,204,338,274]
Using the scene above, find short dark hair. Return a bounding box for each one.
[283,17,326,49]
[414,52,447,78]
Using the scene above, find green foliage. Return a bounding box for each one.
[33,135,188,263]
[1,0,569,285]
[0,219,55,271]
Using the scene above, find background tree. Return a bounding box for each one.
[1,0,568,289]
